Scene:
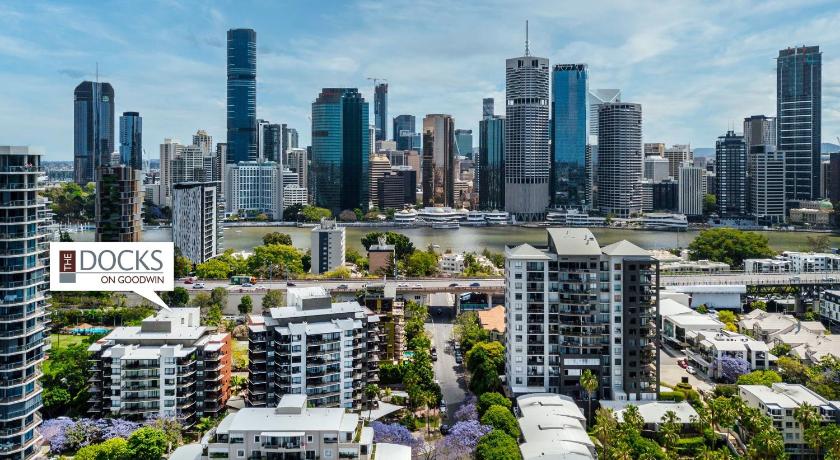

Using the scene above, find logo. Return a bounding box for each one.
[50,242,175,310]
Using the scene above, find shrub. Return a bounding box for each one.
[476,430,522,460]
[676,436,706,456]
[659,390,685,402]
[480,405,520,439]
[477,392,511,417]
[713,384,738,398]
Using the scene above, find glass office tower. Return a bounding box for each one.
[393,115,415,151]
[311,88,370,213]
[73,81,114,184]
[551,64,589,209]
[479,112,505,210]
[374,83,388,142]
[227,28,257,163]
[119,111,142,171]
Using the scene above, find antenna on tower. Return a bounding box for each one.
[525,20,530,56]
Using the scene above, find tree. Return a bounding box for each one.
[466,341,505,374]
[60,230,74,242]
[405,250,439,276]
[468,346,502,395]
[475,429,522,460]
[592,408,618,459]
[174,252,192,279]
[195,258,231,279]
[751,300,767,311]
[262,289,284,310]
[455,312,490,353]
[365,383,380,421]
[210,287,228,306]
[339,209,357,221]
[795,402,823,457]
[371,422,419,456]
[717,309,737,325]
[481,248,505,269]
[168,287,190,307]
[238,295,253,315]
[438,420,493,459]
[248,244,304,278]
[620,404,644,439]
[262,232,293,246]
[480,405,520,439]
[345,247,368,271]
[659,410,681,457]
[189,292,214,311]
[74,437,130,460]
[361,232,416,261]
[703,194,717,214]
[299,206,332,222]
[718,356,750,383]
[737,370,782,387]
[477,393,511,417]
[806,234,832,253]
[206,305,223,327]
[126,427,168,460]
[283,203,304,221]
[687,228,774,268]
[580,369,599,423]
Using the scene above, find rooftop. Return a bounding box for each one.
[602,400,699,425]
[218,395,359,434]
[516,393,595,460]
[546,228,602,256]
[477,305,505,334]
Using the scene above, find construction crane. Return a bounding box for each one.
[366,77,388,88]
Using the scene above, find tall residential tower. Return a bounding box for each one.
[227,28,257,163]
[73,81,115,184]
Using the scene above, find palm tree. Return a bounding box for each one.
[794,402,822,456]
[591,408,618,459]
[364,383,380,423]
[580,369,599,425]
[620,404,644,439]
[660,410,681,458]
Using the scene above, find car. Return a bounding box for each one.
[439,399,447,413]
[183,278,194,284]
[686,366,697,375]
[431,352,438,362]
[455,355,463,364]
[286,281,296,287]
[398,283,408,287]
[193,283,205,289]
[415,283,422,287]
[337,284,349,289]
[449,283,459,287]
[470,282,481,287]
[439,424,450,435]
[241,282,254,287]
[431,347,437,353]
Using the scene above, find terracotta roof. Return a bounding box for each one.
[478,305,506,333]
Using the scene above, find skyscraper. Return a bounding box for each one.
[227,28,257,164]
[678,164,704,216]
[504,38,550,221]
[74,81,115,184]
[482,98,494,119]
[95,165,142,242]
[750,146,786,224]
[743,115,777,149]
[422,114,456,207]
[479,101,505,211]
[119,111,142,171]
[159,138,182,208]
[374,83,388,141]
[551,64,589,209]
[777,46,821,201]
[193,129,213,155]
[0,146,48,459]
[587,89,621,139]
[454,129,473,159]
[663,144,692,179]
[596,103,643,217]
[259,122,283,163]
[393,115,416,151]
[173,182,221,263]
[716,131,747,217]
[311,88,370,213]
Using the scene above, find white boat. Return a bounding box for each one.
[394,209,418,224]
[432,222,460,229]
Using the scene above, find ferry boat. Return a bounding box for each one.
[416,207,467,223]
[483,210,510,225]
[465,211,487,226]
[394,209,418,225]
[431,222,460,229]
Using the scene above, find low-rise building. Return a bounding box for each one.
[283,184,308,207]
[685,330,775,379]
[660,259,730,274]
[87,309,232,426]
[602,400,698,432]
[516,393,595,460]
[737,310,825,342]
[820,290,840,332]
[246,287,379,410]
[439,253,465,274]
[663,285,745,310]
[660,299,723,347]
[477,305,505,343]
[788,201,833,227]
[782,251,840,273]
[744,258,791,273]
[739,383,837,458]
[367,236,395,275]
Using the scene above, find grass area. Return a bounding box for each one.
[48,334,91,352]
[232,340,248,371]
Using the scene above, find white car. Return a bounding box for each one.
[193,283,206,289]
[686,366,697,375]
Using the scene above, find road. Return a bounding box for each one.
[427,306,468,424]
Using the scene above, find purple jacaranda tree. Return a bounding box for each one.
[41,417,141,454]
[718,356,751,383]
[436,420,493,459]
[454,396,478,422]
[371,421,421,455]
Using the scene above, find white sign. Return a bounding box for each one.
[50,242,174,310]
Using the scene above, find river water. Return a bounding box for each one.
[70,225,840,254]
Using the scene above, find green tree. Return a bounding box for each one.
[283,203,304,221]
[168,287,190,307]
[703,194,717,214]
[659,410,681,458]
[345,247,369,271]
[210,287,228,306]
[217,249,249,275]
[468,345,502,395]
[262,232,293,246]
[454,312,490,352]
[361,232,416,261]
[477,392,512,417]
[751,300,767,311]
[687,228,774,268]
[466,341,504,374]
[717,310,738,329]
[174,254,192,279]
[737,370,782,387]
[248,244,304,278]
[591,408,618,459]
[238,295,253,315]
[206,304,223,327]
[127,427,169,460]
[196,258,232,279]
[365,383,380,421]
[75,437,130,460]
[60,230,74,242]
[795,402,823,457]
[405,250,439,276]
[262,289,284,309]
[480,405,520,438]
[189,292,214,311]
[475,430,522,460]
[481,248,505,269]
[806,234,832,253]
[300,206,333,222]
[580,369,599,424]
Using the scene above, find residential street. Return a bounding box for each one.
[427,306,469,423]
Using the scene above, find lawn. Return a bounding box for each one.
[48,334,91,352]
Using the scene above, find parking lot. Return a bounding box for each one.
[659,344,713,393]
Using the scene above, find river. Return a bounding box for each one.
[69,225,840,254]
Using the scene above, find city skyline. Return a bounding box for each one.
[3,1,840,160]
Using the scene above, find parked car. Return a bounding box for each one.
[193,283,206,289]
[398,283,409,287]
[439,424,450,435]
[242,282,254,287]
[470,282,481,287]
[431,352,438,362]
[183,278,194,284]
[439,399,447,413]
[686,366,697,375]
[455,354,463,364]
[415,283,422,287]
[337,284,349,289]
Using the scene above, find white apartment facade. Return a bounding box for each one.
[678,164,704,216]
[311,219,345,274]
[685,330,775,379]
[225,160,283,219]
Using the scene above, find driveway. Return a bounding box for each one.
[427,306,469,423]
[659,345,713,393]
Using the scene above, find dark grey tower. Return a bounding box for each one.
[227,28,257,163]
[715,130,747,217]
[119,111,142,171]
[374,83,388,142]
[74,81,115,184]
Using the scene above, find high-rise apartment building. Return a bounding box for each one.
[95,165,142,242]
[159,138,182,207]
[455,129,473,159]
[479,104,505,211]
[777,46,821,201]
[743,115,777,150]
[87,309,232,426]
[587,89,621,139]
[227,28,257,163]
[663,144,692,179]
[551,64,589,209]
[369,154,391,209]
[119,111,142,171]
[422,114,456,207]
[393,115,416,151]
[225,161,283,219]
[259,122,283,163]
[374,83,388,141]
[505,228,659,403]
[596,103,643,217]
[504,49,550,221]
[173,182,222,263]
[246,287,379,409]
[678,164,704,216]
[644,156,670,183]
[483,98,495,118]
[281,124,299,160]
[716,131,747,217]
[360,284,405,363]
[311,219,345,275]
[644,143,665,158]
[74,81,115,184]
[377,168,416,210]
[193,129,213,155]
[0,146,48,459]
[311,88,370,213]
[750,146,786,224]
[171,145,205,184]
[287,148,309,190]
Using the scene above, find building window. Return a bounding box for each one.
[237,450,245,458]
[254,436,260,443]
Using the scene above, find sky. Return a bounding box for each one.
[2,0,840,161]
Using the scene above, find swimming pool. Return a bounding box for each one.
[69,327,110,335]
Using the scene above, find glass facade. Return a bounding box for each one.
[455,129,473,159]
[227,28,257,164]
[715,131,747,217]
[374,84,388,142]
[119,111,142,171]
[551,64,589,209]
[392,115,415,150]
[0,146,48,460]
[311,88,370,213]
[73,81,114,184]
[478,116,505,210]
[777,46,821,201]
